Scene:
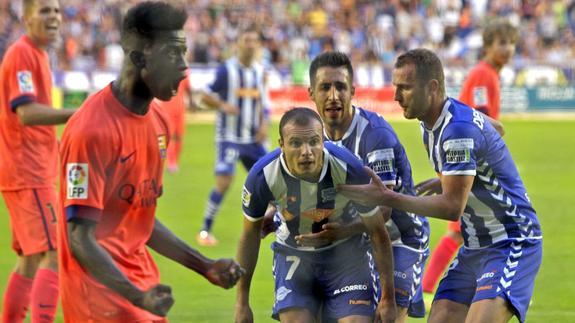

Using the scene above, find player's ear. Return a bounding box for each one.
[307,86,314,100]
[428,79,439,94]
[129,51,146,69]
[278,137,283,149]
[351,85,355,97]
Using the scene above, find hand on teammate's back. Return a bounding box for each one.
[135,284,174,317]
[414,178,442,196]
[206,258,245,289]
[295,222,345,247]
[221,102,240,115]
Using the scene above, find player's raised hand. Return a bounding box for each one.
[206,258,245,289]
[295,222,344,247]
[414,177,442,196]
[235,303,254,323]
[337,166,393,207]
[374,298,397,323]
[136,284,174,317]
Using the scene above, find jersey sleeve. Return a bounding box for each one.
[459,68,497,117]
[362,127,399,187]
[439,119,486,177]
[208,64,228,101]
[344,152,379,217]
[242,167,274,221]
[61,124,115,221]
[4,49,38,111]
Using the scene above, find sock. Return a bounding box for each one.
[2,272,33,323]
[30,269,59,323]
[422,235,460,293]
[201,189,223,232]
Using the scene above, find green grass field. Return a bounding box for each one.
[1,118,574,322]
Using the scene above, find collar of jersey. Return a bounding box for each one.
[425,98,452,132]
[279,147,329,183]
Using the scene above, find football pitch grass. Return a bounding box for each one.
[0,118,573,322]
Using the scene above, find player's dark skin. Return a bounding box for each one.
[68,29,244,317]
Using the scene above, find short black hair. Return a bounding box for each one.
[309,52,354,86]
[395,48,445,95]
[279,107,323,139]
[121,1,188,51]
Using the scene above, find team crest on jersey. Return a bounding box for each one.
[17,71,34,93]
[242,186,251,207]
[367,148,394,174]
[67,163,88,199]
[473,86,488,106]
[444,138,474,164]
[157,135,167,158]
[321,187,336,203]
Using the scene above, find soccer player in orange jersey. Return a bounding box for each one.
[57,2,243,322]
[156,74,193,173]
[420,19,518,297]
[0,1,75,322]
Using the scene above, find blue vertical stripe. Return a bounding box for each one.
[313,164,334,233]
[281,166,301,246]
[236,67,244,139]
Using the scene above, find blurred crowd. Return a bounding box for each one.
[2,0,575,85]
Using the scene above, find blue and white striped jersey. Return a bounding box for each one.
[422,98,542,249]
[328,107,429,251]
[242,142,379,252]
[208,57,270,144]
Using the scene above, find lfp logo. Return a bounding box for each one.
[67,163,88,199]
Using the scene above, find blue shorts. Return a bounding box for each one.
[434,239,542,322]
[392,246,429,318]
[271,237,378,321]
[214,142,267,175]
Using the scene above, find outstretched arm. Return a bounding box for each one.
[147,219,244,289]
[16,102,75,125]
[338,167,474,222]
[68,214,173,317]
[235,217,264,323]
[361,207,397,322]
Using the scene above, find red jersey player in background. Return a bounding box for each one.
[58,2,243,321]
[419,19,518,299]
[155,73,193,173]
[0,0,75,322]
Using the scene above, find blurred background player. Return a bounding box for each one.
[292,52,430,322]
[235,108,395,323]
[0,0,75,322]
[419,19,518,298]
[155,73,193,173]
[339,48,542,323]
[57,2,243,321]
[197,26,270,246]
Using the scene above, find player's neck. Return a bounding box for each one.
[324,107,354,141]
[112,77,152,116]
[483,57,503,73]
[25,34,48,51]
[238,56,253,67]
[421,97,447,129]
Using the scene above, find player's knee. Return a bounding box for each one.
[428,299,468,323]
[215,175,233,193]
[40,250,59,271]
[16,253,43,278]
